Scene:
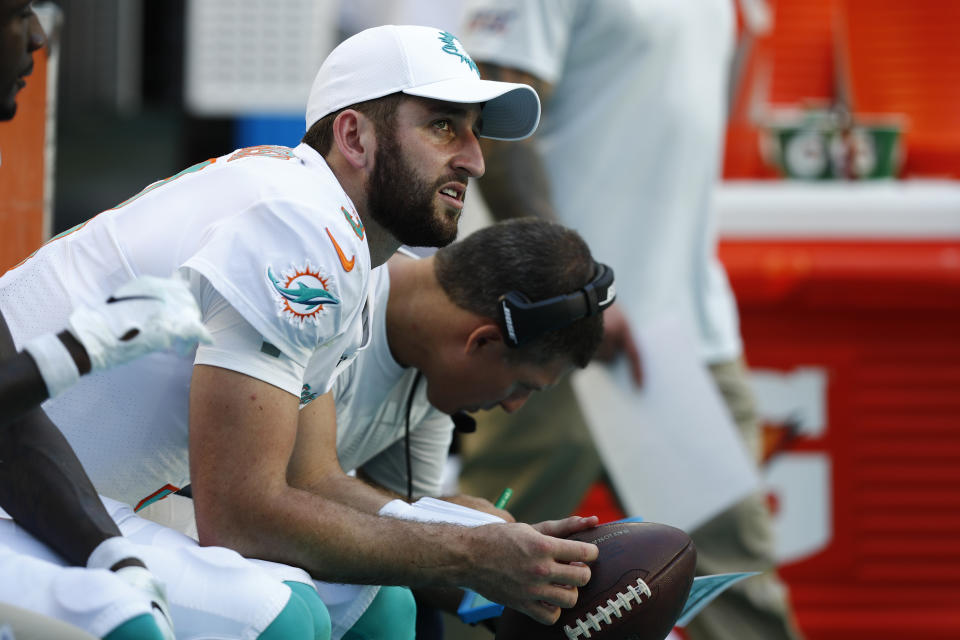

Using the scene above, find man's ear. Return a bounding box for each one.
[332,109,376,169]
[464,323,505,356]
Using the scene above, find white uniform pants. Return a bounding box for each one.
[0,496,306,639]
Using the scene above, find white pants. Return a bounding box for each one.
[0,496,306,639]
[142,494,378,640]
[0,539,152,639]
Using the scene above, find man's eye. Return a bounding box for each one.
[434,119,451,131]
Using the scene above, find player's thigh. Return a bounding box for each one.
[0,535,154,639]
[131,540,303,638]
[114,499,327,638]
[342,586,416,640]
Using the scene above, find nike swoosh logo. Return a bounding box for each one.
[326,227,355,272]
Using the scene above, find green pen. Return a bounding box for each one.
[494,487,513,510]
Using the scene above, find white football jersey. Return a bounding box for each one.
[0,143,372,507]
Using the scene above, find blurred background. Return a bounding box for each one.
[1,1,959,639]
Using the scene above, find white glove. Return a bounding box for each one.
[68,274,212,372]
[87,537,176,640]
[113,565,176,640]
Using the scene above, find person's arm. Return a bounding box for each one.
[0,274,211,429]
[292,401,512,521]
[475,63,557,222]
[0,313,122,565]
[286,392,402,514]
[189,366,599,624]
[0,274,210,558]
[0,275,210,553]
[354,407,516,520]
[0,326,88,427]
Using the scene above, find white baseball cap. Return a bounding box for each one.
[305,25,541,141]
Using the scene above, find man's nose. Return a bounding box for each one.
[453,128,485,178]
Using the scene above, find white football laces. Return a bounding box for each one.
[563,577,653,639]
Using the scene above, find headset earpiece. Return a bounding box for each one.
[497,262,616,348]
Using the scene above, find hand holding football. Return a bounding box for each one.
[495,521,696,640]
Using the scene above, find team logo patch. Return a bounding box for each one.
[438,31,480,76]
[267,262,340,326]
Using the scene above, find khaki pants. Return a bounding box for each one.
[455,358,804,640]
[683,359,803,640]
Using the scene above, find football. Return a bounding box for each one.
[495,521,697,640]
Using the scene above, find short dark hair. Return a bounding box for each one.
[302,92,406,157]
[434,219,604,368]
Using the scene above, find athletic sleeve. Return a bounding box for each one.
[182,196,368,369]
[460,0,581,84]
[187,269,304,396]
[359,387,455,499]
[297,297,368,401]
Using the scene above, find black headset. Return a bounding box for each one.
[497,262,616,348]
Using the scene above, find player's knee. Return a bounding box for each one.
[259,584,330,640]
[102,613,166,640]
[284,581,331,640]
[343,586,416,640]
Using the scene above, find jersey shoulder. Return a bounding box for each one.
[182,145,372,366]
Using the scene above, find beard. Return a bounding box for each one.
[366,130,461,248]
